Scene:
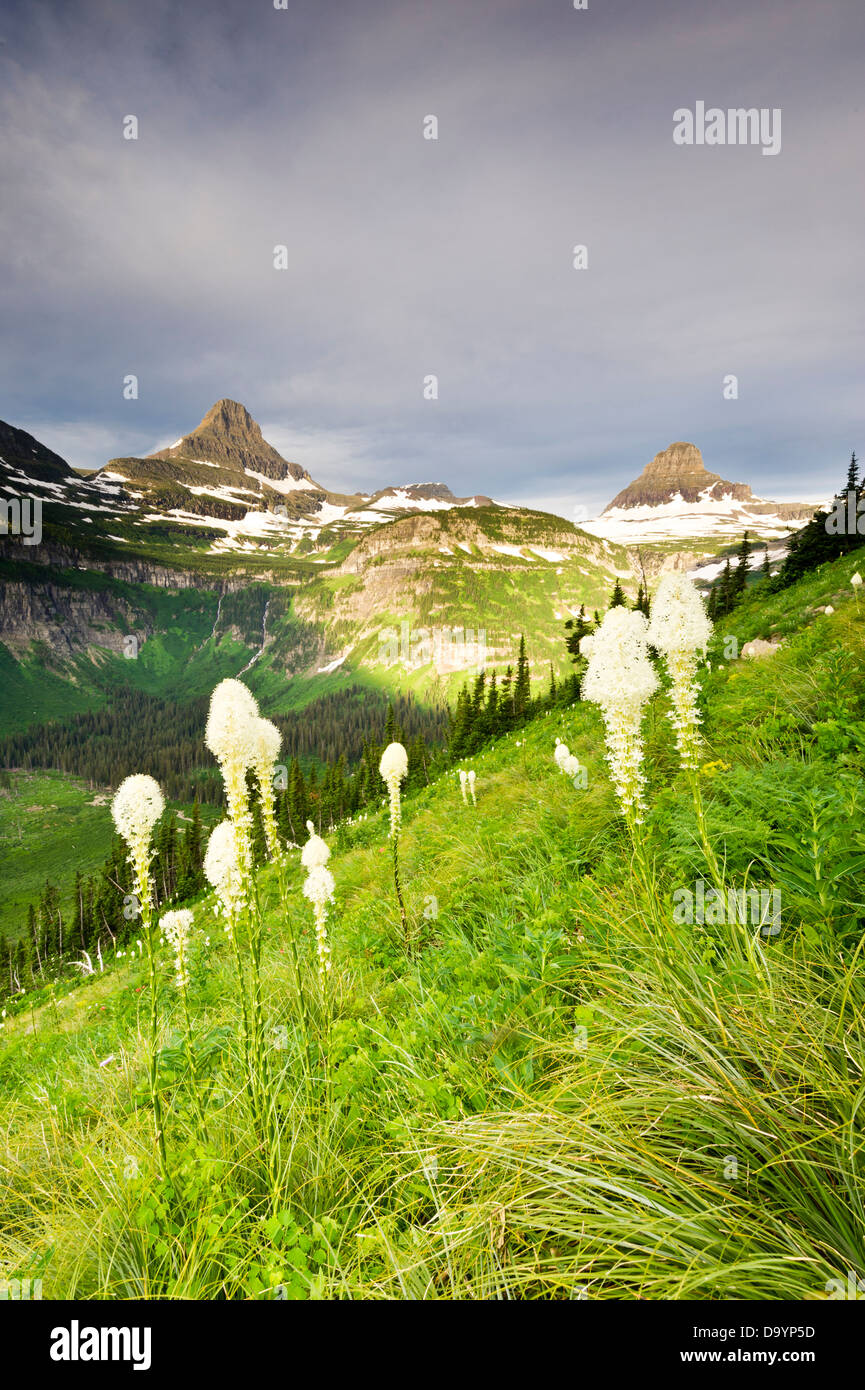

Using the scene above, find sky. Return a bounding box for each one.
[1,0,863,520]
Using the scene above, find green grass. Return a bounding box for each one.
[0,772,117,938]
[0,553,863,1299]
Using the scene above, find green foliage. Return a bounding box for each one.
[1,549,864,1301]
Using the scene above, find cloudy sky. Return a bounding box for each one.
[1,0,862,518]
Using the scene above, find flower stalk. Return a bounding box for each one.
[112,774,167,1172]
[380,742,409,947]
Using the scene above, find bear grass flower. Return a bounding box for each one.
[458,769,477,805]
[302,861,335,982]
[205,678,260,872]
[379,742,409,944]
[111,774,165,907]
[301,819,330,870]
[160,908,194,991]
[250,716,283,862]
[203,819,245,929]
[647,573,712,772]
[648,573,722,890]
[580,607,658,830]
[111,772,167,1169]
[380,741,408,836]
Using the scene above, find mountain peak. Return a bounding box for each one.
[149,400,311,485]
[198,399,261,438]
[604,441,752,511]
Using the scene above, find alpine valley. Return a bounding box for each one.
[0,404,826,743]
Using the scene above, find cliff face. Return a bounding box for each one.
[0,537,240,591]
[0,580,150,660]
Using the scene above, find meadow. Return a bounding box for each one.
[0,551,862,1300]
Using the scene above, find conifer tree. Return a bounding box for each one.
[564,605,592,663]
[733,531,751,598]
[609,580,627,609]
[514,636,531,719]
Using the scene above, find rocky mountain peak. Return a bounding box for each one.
[604,441,752,511]
[149,399,312,485]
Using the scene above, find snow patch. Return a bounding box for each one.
[316,654,348,674]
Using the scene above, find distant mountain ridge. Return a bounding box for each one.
[585,441,821,547]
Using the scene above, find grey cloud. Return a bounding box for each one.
[1,0,863,515]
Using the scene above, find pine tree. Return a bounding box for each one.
[287,758,308,842]
[499,666,514,731]
[564,605,592,663]
[384,703,397,745]
[609,580,627,609]
[70,870,82,950]
[449,686,473,758]
[514,636,531,720]
[718,558,733,616]
[733,531,751,598]
[547,663,557,705]
[484,671,500,737]
[846,451,858,492]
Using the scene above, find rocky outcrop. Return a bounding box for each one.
[148,399,315,486]
[0,580,150,660]
[0,537,239,591]
[606,442,752,510]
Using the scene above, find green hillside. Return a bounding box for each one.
[0,553,863,1299]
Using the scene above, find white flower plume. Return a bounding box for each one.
[303,864,335,979]
[205,678,260,767]
[203,819,244,921]
[648,573,712,771]
[111,774,165,847]
[647,573,712,658]
[250,716,282,770]
[579,606,658,824]
[301,820,330,870]
[160,908,194,990]
[380,741,408,836]
[379,742,408,782]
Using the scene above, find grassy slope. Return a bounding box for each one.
[0,773,117,935]
[0,554,863,1299]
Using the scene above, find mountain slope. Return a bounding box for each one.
[1,551,862,1300]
